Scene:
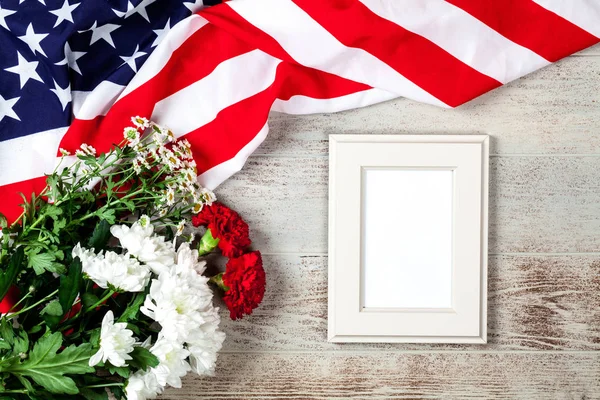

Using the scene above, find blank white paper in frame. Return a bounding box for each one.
[362,168,453,309]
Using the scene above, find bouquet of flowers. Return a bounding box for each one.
[0,118,266,400]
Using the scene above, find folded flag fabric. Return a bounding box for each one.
[1,0,599,222]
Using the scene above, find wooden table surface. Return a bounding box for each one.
[163,44,600,399]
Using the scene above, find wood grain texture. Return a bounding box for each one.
[216,254,600,351]
[217,156,600,254]
[162,352,600,399]
[262,56,600,156]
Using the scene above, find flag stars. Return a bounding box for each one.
[120,45,147,72]
[55,42,86,75]
[19,0,46,5]
[0,95,20,123]
[112,0,157,23]
[183,0,204,13]
[152,18,171,47]
[49,0,80,28]
[0,4,16,31]
[4,52,43,89]
[50,80,71,111]
[85,21,120,48]
[18,24,49,58]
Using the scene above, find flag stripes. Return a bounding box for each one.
[1,0,599,224]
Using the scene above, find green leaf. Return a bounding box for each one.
[81,293,99,310]
[58,258,82,318]
[15,374,35,394]
[8,332,95,395]
[87,220,111,252]
[0,318,15,346]
[128,347,159,371]
[40,300,63,317]
[95,209,115,225]
[117,292,146,323]
[107,364,130,378]
[26,249,65,276]
[0,213,7,229]
[12,330,29,355]
[0,247,24,301]
[80,388,109,400]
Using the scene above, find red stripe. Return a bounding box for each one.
[60,23,256,155]
[0,176,47,224]
[446,0,600,62]
[182,64,286,174]
[201,4,371,101]
[292,0,501,108]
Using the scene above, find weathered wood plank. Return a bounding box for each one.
[261,56,600,156]
[216,254,600,351]
[217,156,600,254]
[162,352,600,399]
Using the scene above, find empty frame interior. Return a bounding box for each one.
[361,168,453,309]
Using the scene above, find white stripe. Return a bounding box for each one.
[228,0,449,108]
[120,15,210,99]
[151,49,281,135]
[73,81,125,119]
[197,122,269,190]
[0,127,67,185]
[360,0,550,83]
[533,0,600,39]
[272,88,398,115]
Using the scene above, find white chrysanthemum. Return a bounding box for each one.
[89,311,136,367]
[84,250,151,292]
[126,370,161,400]
[150,337,191,388]
[186,307,225,376]
[173,243,206,275]
[72,243,100,265]
[110,219,175,275]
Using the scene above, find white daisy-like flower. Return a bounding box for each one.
[124,127,141,147]
[191,203,203,214]
[131,116,150,129]
[89,311,136,367]
[175,220,185,237]
[59,148,70,156]
[126,369,161,400]
[80,143,97,156]
[159,148,181,171]
[132,158,143,174]
[79,249,151,293]
[163,186,175,207]
[149,337,191,388]
[198,188,216,206]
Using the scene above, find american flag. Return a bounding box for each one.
[1,0,599,223]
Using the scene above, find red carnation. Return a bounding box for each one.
[192,202,251,258]
[221,251,265,320]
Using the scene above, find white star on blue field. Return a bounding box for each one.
[0,0,220,141]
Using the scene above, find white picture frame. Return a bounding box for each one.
[328,135,489,343]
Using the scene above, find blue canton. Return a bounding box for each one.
[0,0,217,142]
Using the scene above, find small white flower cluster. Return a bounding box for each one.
[75,216,225,400]
[121,117,216,216]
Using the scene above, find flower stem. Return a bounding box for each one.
[209,273,229,291]
[84,290,115,313]
[8,289,59,318]
[198,229,219,256]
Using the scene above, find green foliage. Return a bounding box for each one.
[58,258,83,318]
[128,347,159,372]
[87,220,111,252]
[40,300,63,317]
[0,247,24,302]
[5,332,95,395]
